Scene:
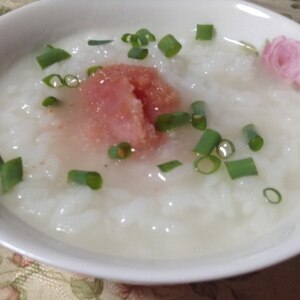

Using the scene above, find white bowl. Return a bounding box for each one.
[0,0,300,284]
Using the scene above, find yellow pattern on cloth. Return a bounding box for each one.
[0,245,300,299]
[0,1,300,299]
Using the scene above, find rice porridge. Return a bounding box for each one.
[0,27,299,259]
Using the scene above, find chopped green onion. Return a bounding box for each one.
[122,29,156,47]
[130,34,142,47]
[191,101,207,130]
[193,128,222,155]
[239,41,259,56]
[136,28,156,44]
[42,74,64,88]
[133,33,148,46]
[42,74,79,88]
[216,139,235,159]
[157,160,182,172]
[225,157,258,180]
[68,170,103,190]
[128,47,148,60]
[196,24,214,40]
[36,45,71,69]
[108,142,133,159]
[158,34,182,58]
[121,34,143,47]
[87,65,103,76]
[155,112,190,132]
[87,39,113,46]
[64,74,79,88]
[0,157,23,193]
[243,124,264,152]
[42,96,60,107]
[121,33,132,43]
[263,187,282,204]
[194,155,221,174]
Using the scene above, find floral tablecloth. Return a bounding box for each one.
[0,1,300,299]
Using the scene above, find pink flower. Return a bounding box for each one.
[261,36,300,88]
[11,253,34,268]
[0,286,20,300]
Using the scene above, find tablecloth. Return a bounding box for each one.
[0,1,300,299]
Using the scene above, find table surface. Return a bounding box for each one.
[0,1,300,299]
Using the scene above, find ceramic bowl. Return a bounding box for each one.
[0,0,300,284]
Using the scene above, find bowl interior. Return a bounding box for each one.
[0,0,300,284]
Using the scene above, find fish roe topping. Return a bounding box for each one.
[78,64,180,151]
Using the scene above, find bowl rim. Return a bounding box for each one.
[0,0,300,284]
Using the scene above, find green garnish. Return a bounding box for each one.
[68,170,103,190]
[42,74,79,88]
[190,101,207,130]
[225,157,258,180]
[87,65,103,76]
[158,34,182,58]
[128,47,148,60]
[155,112,190,132]
[0,157,23,193]
[42,74,64,88]
[128,35,142,47]
[36,45,71,69]
[64,74,79,88]
[0,156,4,165]
[122,28,156,59]
[194,155,221,174]
[196,24,214,40]
[121,28,156,47]
[193,128,222,156]
[108,142,133,159]
[216,139,235,159]
[263,187,282,204]
[42,96,60,107]
[121,33,132,43]
[157,160,182,172]
[239,41,259,56]
[136,28,156,45]
[87,39,113,46]
[243,124,264,152]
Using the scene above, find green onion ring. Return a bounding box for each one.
[194,155,221,175]
[108,142,133,160]
[243,123,264,152]
[42,74,64,88]
[64,75,80,88]
[68,170,103,190]
[263,188,282,204]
